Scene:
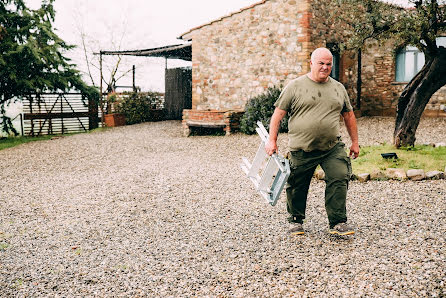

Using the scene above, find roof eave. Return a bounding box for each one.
[178,0,267,40]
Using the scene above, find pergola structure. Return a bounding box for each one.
[99,43,191,61]
[97,43,191,92]
[96,43,192,122]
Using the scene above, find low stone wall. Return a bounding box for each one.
[315,167,445,182]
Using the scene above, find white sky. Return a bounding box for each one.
[22,0,417,93]
[24,0,261,92]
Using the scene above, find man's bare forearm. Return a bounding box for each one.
[342,111,360,158]
[265,107,287,155]
[343,111,358,144]
[269,108,286,140]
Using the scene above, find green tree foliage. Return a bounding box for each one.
[330,0,446,147]
[240,86,288,135]
[0,0,98,135]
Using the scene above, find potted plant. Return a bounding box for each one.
[104,92,126,127]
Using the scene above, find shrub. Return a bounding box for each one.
[240,85,288,134]
[116,92,164,125]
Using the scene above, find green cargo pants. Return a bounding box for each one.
[286,142,352,228]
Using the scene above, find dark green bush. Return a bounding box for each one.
[240,85,288,134]
[116,92,164,125]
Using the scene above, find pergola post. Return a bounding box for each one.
[99,51,105,126]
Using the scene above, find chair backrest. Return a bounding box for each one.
[240,121,290,206]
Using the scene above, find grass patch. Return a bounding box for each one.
[88,127,109,134]
[73,247,83,255]
[13,278,23,289]
[0,135,54,151]
[352,144,446,174]
[0,128,107,151]
[0,242,10,251]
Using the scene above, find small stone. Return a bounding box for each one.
[386,168,407,180]
[357,173,370,182]
[425,171,445,180]
[407,169,426,181]
[314,169,325,180]
[370,170,386,180]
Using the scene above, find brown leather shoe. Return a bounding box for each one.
[288,223,304,235]
[329,222,355,236]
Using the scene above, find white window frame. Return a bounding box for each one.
[395,37,446,82]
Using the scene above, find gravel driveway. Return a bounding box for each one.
[1,117,445,296]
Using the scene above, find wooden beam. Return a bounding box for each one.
[24,112,92,120]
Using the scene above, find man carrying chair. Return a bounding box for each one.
[265,47,360,236]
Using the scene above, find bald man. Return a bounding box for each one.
[265,47,359,236]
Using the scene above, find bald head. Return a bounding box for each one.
[311,48,333,63]
[309,47,333,83]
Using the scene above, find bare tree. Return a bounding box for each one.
[72,6,140,123]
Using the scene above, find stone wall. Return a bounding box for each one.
[182,0,313,111]
[427,88,446,117]
[359,42,400,116]
[309,0,359,107]
[181,0,446,117]
[358,41,446,117]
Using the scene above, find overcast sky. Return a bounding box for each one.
[23,0,261,92]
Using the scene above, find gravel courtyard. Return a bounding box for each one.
[1,117,445,296]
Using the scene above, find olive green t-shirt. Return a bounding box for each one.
[274,75,353,152]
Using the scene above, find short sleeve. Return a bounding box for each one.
[340,85,353,114]
[274,83,295,112]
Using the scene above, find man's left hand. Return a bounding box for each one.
[349,143,360,159]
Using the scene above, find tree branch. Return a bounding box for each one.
[114,67,133,82]
[80,32,96,87]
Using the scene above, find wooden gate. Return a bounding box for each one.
[22,93,98,136]
[164,67,192,120]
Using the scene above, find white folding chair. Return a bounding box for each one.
[241,121,290,206]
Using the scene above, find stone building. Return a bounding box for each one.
[178,0,446,135]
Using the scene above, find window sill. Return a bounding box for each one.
[391,82,408,85]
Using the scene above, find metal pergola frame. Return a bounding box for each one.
[95,42,191,94]
[94,43,191,123]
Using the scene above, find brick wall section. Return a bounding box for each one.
[360,42,446,117]
[182,110,244,136]
[181,0,446,120]
[360,46,400,116]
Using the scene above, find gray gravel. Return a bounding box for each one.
[0,117,445,296]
